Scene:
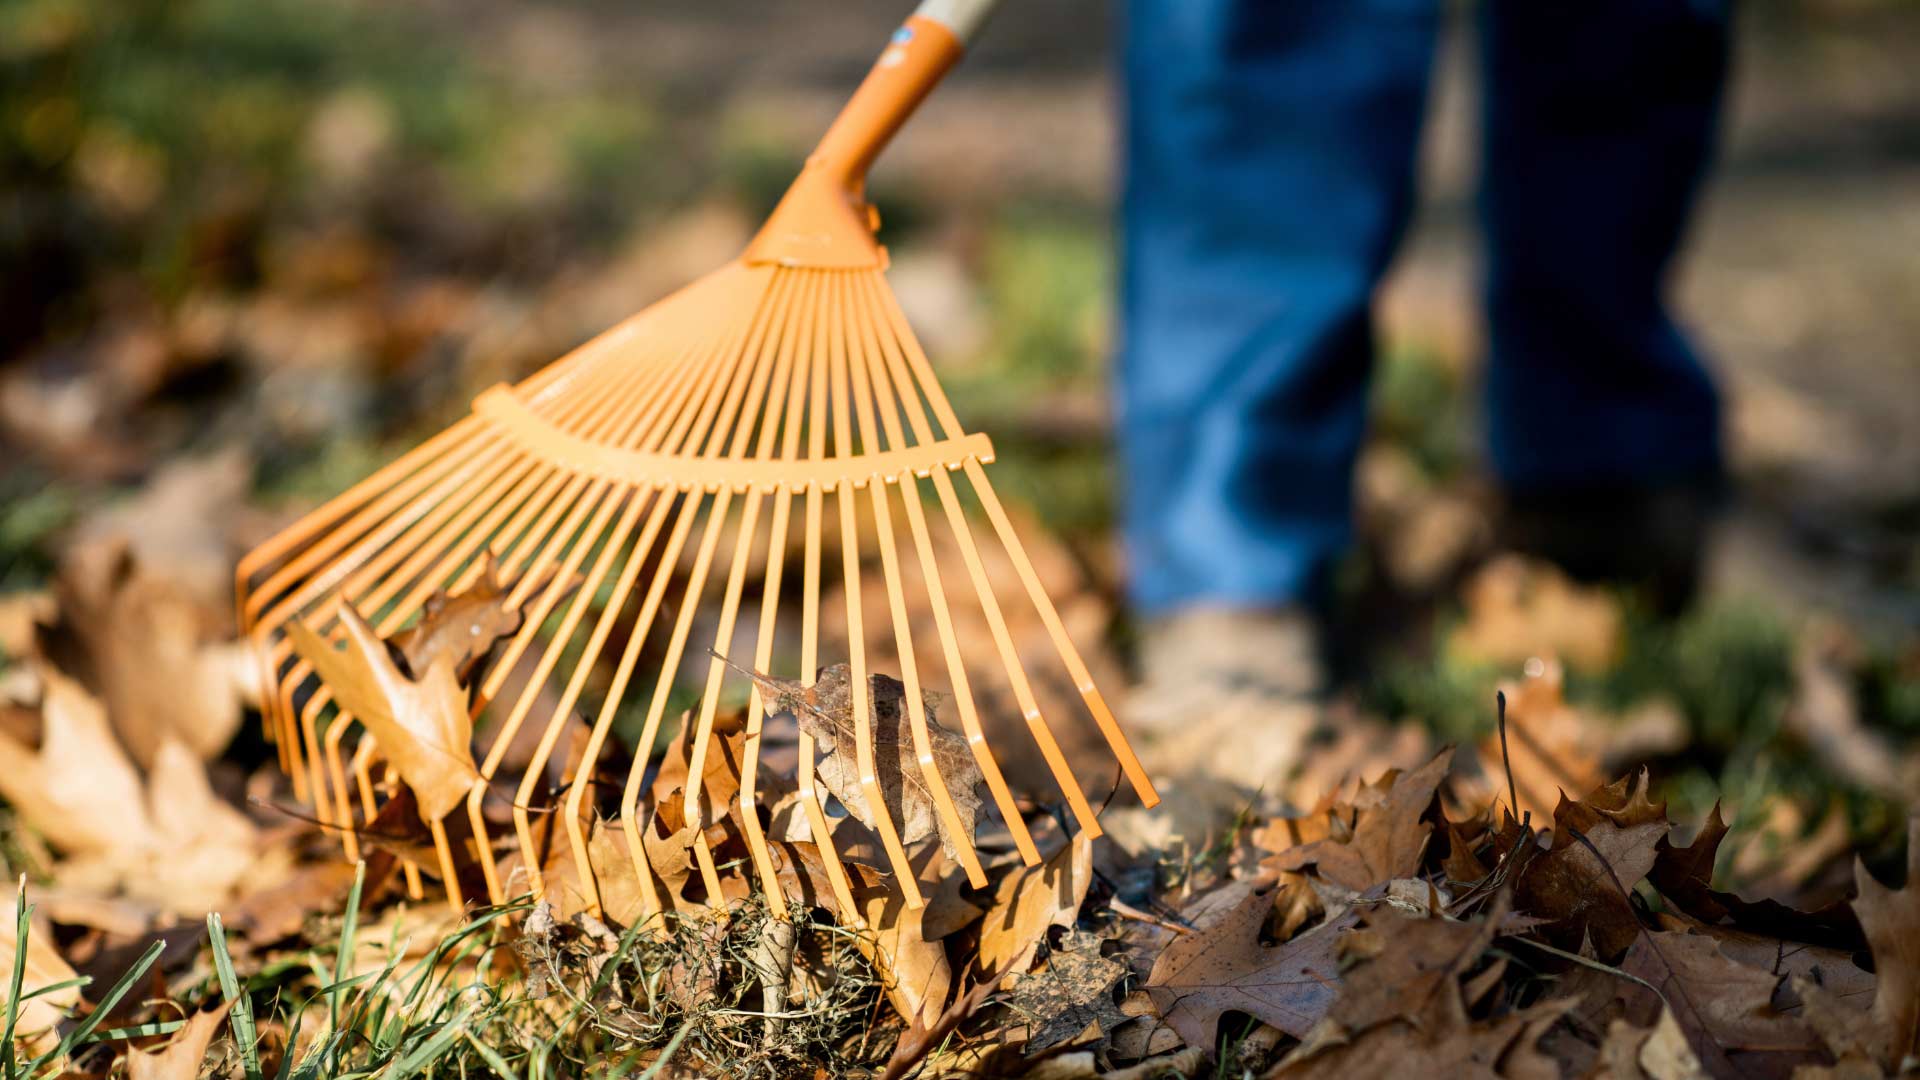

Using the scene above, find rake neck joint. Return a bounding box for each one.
[743,13,965,269]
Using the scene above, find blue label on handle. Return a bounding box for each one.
[891,26,914,45]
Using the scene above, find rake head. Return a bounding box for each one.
[236,1,1157,924]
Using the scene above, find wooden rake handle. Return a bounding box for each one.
[744,0,1002,268]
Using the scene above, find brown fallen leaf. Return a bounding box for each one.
[1650,802,1861,947]
[1517,775,1671,960]
[1266,749,1454,891]
[735,662,985,864]
[1568,930,1820,1077]
[125,1002,233,1080]
[390,553,569,685]
[1783,624,1918,805]
[1593,1008,1709,1080]
[287,600,479,822]
[1,888,82,1057]
[1274,999,1570,1079]
[0,664,155,858]
[857,853,953,1030]
[974,831,1093,979]
[1007,928,1129,1053]
[35,544,252,767]
[1145,880,1359,1046]
[649,707,750,833]
[1448,553,1623,673]
[1325,897,1510,1036]
[1794,814,1919,1075]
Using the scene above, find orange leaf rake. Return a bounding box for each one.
[235,0,1157,924]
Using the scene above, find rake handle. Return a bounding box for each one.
[809,0,1001,187]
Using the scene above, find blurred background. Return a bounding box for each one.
[2,0,1916,898]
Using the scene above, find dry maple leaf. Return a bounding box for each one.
[287,600,480,822]
[733,661,986,863]
[1144,880,1359,1046]
[1266,748,1454,891]
[975,831,1093,979]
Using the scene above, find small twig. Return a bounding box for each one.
[1496,690,1518,820]
[1106,895,1192,936]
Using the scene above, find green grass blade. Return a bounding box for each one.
[4,887,30,1080]
[462,1029,520,1080]
[209,913,263,1080]
[331,861,366,1048]
[77,1017,187,1044]
[26,938,164,1074]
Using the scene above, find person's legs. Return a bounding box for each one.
[1118,0,1440,618]
[1479,0,1730,497]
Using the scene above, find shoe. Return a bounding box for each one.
[1501,477,1725,615]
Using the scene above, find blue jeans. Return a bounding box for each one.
[1118,0,1730,613]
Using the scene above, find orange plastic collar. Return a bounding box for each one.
[743,16,963,269]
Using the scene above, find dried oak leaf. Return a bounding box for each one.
[1650,801,1862,948]
[287,601,479,822]
[388,552,535,684]
[1571,930,1821,1077]
[1325,896,1510,1037]
[1266,748,1454,891]
[1794,814,1919,1074]
[1007,929,1128,1053]
[737,662,985,863]
[1516,773,1670,960]
[975,831,1093,979]
[1145,880,1359,1046]
[649,707,750,832]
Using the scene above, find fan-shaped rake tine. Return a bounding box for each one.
[681,271,815,918]
[847,273,1101,839]
[824,269,924,907]
[839,272,989,887]
[871,272,1158,813]
[258,352,662,868]
[612,268,797,916]
[260,378,636,850]
[473,267,775,910]
[849,270,1038,866]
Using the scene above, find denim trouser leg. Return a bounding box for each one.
[1118,0,1440,613]
[1480,0,1730,492]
